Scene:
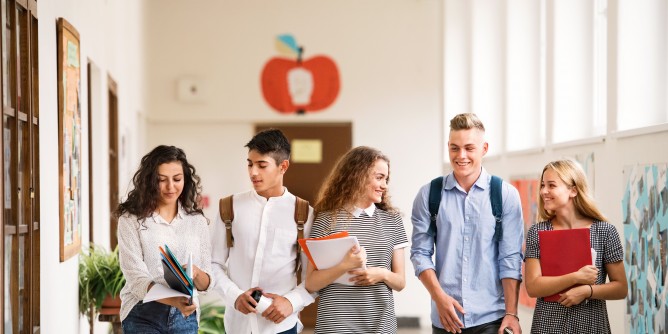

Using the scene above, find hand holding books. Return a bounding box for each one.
[144,245,196,307]
[538,228,597,302]
[299,231,367,285]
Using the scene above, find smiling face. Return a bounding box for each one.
[540,168,577,212]
[357,159,389,209]
[157,161,184,208]
[448,128,488,188]
[247,149,288,199]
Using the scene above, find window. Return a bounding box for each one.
[1,0,39,332]
[506,0,543,151]
[442,0,668,158]
[549,0,604,143]
[616,0,668,131]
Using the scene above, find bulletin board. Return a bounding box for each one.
[57,18,82,262]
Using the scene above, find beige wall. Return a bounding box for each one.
[144,0,444,324]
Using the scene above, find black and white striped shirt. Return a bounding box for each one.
[310,205,409,334]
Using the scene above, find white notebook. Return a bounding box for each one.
[305,236,365,285]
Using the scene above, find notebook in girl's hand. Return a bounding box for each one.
[538,228,592,302]
[144,248,194,304]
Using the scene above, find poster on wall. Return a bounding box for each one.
[57,18,82,262]
[622,164,668,334]
[573,152,595,192]
[261,34,340,115]
[510,176,540,309]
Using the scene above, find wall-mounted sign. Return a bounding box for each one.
[291,139,323,163]
[261,34,340,115]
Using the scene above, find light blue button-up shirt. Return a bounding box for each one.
[410,168,524,329]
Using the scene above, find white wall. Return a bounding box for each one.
[38,1,145,333]
[144,0,444,326]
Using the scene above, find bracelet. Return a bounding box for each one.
[588,284,594,299]
[505,312,519,321]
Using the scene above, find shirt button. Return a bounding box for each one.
[465,237,469,241]
[464,257,468,262]
[463,278,467,282]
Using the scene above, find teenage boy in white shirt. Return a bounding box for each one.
[211,128,315,334]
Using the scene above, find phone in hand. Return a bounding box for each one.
[504,328,514,334]
[249,290,262,308]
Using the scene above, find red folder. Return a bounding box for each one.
[538,228,591,302]
[298,231,349,269]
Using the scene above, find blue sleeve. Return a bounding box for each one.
[497,182,524,281]
[410,183,436,277]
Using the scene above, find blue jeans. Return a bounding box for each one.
[122,301,198,334]
[278,323,298,334]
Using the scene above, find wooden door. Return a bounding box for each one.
[108,76,119,249]
[255,122,352,328]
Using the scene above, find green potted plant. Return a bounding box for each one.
[198,302,226,334]
[78,243,126,320]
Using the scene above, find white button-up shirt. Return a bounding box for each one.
[211,188,315,334]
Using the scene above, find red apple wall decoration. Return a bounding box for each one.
[261,35,340,114]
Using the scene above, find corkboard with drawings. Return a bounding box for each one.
[57,18,82,262]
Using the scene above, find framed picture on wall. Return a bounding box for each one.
[57,18,82,262]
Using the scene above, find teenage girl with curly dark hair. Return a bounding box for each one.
[116,145,212,333]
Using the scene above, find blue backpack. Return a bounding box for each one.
[428,175,504,242]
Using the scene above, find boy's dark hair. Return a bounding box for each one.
[245,128,291,164]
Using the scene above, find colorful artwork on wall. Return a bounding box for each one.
[622,164,668,334]
[510,176,540,308]
[573,152,595,192]
[57,18,82,262]
[261,34,340,114]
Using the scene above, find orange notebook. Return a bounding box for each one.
[538,228,592,302]
[298,231,349,269]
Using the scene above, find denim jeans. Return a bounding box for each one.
[277,323,298,334]
[122,301,198,334]
[432,317,503,334]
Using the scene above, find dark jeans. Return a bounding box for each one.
[432,317,503,334]
[277,322,298,334]
[122,301,198,334]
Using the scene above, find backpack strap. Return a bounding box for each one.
[427,175,504,243]
[219,196,235,247]
[428,176,444,238]
[490,175,503,242]
[294,197,310,285]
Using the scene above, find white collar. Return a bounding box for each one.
[351,204,376,218]
[251,187,289,202]
[151,202,185,222]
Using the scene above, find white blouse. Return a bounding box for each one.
[117,204,212,321]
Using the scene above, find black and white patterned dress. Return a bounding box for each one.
[309,207,409,334]
[525,220,624,334]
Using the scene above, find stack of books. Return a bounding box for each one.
[144,245,195,304]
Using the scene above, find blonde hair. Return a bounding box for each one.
[537,159,607,222]
[314,146,397,224]
[449,113,486,132]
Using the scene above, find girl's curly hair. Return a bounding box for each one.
[314,146,396,219]
[115,145,203,222]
